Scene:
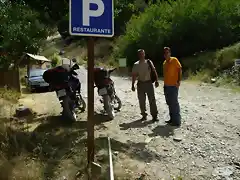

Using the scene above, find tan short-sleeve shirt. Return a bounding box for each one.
[132,60,155,82]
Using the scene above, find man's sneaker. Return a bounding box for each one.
[141,116,147,121]
[165,120,172,124]
[152,116,159,122]
[169,122,181,128]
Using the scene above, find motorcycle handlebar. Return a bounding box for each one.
[109,68,117,74]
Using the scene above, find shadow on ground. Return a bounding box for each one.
[21,87,50,95]
[0,115,88,179]
[94,112,113,125]
[0,112,167,179]
[119,118,155,130]
[148,124,176,138]
[94,137,165,163]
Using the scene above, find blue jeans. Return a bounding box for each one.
[164,86,181,125]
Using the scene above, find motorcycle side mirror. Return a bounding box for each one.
[109,68,117,73]
[71,63,80,70]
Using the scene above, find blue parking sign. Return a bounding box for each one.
[69,0,114,37]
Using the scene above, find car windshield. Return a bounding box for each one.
[29,69,46,77]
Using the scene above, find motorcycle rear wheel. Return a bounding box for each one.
[113,95,122,111]
[103,95,115,120]
[62,96,76,122]
[78,94,86,112]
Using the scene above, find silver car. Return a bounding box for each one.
[25,69,49,92]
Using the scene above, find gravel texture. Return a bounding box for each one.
[19,67,240,180]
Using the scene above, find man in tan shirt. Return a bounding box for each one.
[131,49,159,121]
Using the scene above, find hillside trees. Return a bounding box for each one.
[114,0,240,73]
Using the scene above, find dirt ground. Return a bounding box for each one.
[17,66,240,180]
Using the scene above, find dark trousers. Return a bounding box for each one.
[164,86,181,125]
[137,81,158,117]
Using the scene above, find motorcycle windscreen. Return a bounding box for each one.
[62,58,75,70]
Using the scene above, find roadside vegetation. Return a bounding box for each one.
[0,88,21,103]
[184,43,240,87]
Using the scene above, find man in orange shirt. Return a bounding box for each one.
[163,47,182,127]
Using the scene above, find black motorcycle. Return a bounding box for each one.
[43,63,86,122]
[94,67,122,119]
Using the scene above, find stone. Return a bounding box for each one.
[113,151,119,156]
[211,78,216,83]
[212,166,234,179]
[173,136,182,142]
[15,106,34,118]
[145,137,153,143]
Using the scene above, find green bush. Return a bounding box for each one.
[184,42,240,87]
[114,0,240,74]
[0,2,49,68]
[49,53,61,67]
[183,42,240,73]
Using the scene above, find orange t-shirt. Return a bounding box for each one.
[163,57,182,86]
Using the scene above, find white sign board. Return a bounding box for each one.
[235,59,240,66]
[118,58,127,67]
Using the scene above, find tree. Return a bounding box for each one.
[114,0,240,72]
[9,0,68,25]
[0,1,49,68]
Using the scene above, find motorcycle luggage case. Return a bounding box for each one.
[94,67,108,86]
[43,66,69,84]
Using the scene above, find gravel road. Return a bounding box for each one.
[19,67,240,180]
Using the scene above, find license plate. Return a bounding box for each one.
[40,83,48,87]
[57,89,66,98]
[98,88,107,96]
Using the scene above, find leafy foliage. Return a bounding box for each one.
[0,1,49,68]
[114,0,240,74]
[49,53,61,67]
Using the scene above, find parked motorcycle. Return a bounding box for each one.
[94,67,122,119]
[43,63,86,122]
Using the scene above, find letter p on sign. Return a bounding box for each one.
[83,0,104,26]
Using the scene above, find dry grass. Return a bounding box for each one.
[0,88,21,103]
[0,117,140,180]
[0,116,89,180]
[40,37,118,68]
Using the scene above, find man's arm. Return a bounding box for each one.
[150,60,159,81]
[132,64,138,87]
[175,58,182,84]
[178,68,182,83]
[132,73,137,86]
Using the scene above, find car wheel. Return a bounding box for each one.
[47,86,52,92]
[30,88,35,93]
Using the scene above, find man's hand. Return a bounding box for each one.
[155,81,159,88]
[176,81,181,87]
[131,85,135,92]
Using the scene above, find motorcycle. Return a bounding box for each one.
[43,63,86,122]
[94,67,122,119]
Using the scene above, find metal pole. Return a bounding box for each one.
[87,37,95,165]
[108,137,114,180]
